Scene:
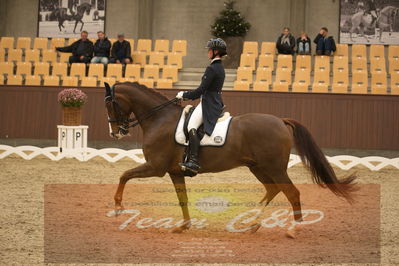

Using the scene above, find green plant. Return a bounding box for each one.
[211,0,251,38]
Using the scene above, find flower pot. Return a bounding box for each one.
[62,106,82,126]
[223,36,244,69]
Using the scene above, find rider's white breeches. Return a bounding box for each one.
[188,102,203,131]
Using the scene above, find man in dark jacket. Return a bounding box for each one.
[91,31,111,65]
[56,31,93,63]
[109,33,132,64]
[314,27,336,56]
[276,27,296,55]
[176,38,226,176]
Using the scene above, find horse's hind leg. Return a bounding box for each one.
[80,20,84,32]
[73,20,78,33]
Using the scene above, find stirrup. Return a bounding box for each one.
[179,163,199,177]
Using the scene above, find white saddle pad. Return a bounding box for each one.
[175,105,233,147]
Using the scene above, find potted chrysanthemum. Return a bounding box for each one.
[58,88,87,126]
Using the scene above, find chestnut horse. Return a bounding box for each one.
[104,82,356,234]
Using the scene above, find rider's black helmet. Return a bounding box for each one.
[205,38,227,57]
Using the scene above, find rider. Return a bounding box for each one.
[175,38,227,175]
[366,0,378,25]
[69,0,78,16]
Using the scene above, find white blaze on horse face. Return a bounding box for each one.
[107,115,113,136]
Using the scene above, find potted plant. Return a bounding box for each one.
[211,0,251,69]
[58,88,87,126]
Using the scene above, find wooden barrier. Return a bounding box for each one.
[0,85,398,150]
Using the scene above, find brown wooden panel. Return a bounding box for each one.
[0,86,398,150]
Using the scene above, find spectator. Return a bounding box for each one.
[91,31,111,65]
[276,27,296,55]
[109,33,132,64]
[314,27,336,56]
[296,32,311,55]
[56,31,93,63]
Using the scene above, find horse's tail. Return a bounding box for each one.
[283,118,357,202]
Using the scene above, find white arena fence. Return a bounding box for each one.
[0,145,398,171]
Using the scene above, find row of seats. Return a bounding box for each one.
[0,74,173,89]
[234,66,398,94]
[242,41,398,59]
[0,49,183,68]
[0,37,187,56]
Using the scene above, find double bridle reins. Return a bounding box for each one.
[106,96,180,132]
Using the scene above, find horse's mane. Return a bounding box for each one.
[116,81,170,102]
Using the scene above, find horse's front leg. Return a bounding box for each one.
[114,162,161,213]
[80,20,84,32]
[169,174,191,233]
[73,20,78,33]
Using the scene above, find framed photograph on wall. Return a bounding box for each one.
[38,0,106,38]
[339,0,399,44]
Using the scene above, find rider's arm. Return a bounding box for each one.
[183,66,215,100]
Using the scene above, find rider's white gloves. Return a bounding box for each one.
[176,91,185,100]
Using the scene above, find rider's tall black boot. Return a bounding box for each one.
[180,128,200,175]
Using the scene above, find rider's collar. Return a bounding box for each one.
[211,58,221,64]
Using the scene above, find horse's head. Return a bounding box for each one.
[104,83,131,139]
[79,2,91,15]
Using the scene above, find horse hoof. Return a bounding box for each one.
[114,205,124,216]
[285,229,296,239]
[171,226,189,234]
[248,223,261,234]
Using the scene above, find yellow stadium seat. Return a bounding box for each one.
[106,64,123,79]
[42,49,57,64]
[70,63,86,79]
[233,80,251,90]
[172,40,187,56]
[59,52,72,63]
[52,62,68,77]
[236,67,253,82]
[352,44,366,59]
[88,63,104,78]
[51,38,65,49]
[0,37,14,50]
[255,67,272,83]
[89,38,97,44]
[68,38,79,45]
[332,69,349,93]
[34,62,50,76]
[253,81,270,91]
[292,68,310,92]
[0,75,4,85]
[109,38,117,45]
[352,57,367,72]
[370,58,386,73]
[25,49,40,63]
[138,78,154,88]
[33,38,48,50]
[390,71,399,95]
[335,44,348,57]
[333,56,348,71]
[16,62,32,76]
[260,42,276,56]
[156,79,173,89]
[43,75,60,86]
[125,64,141,80]
[370,45,385,59]
[371,72,387,94]
[239,53,256,69]
[273,69,291,92]
[0,62,14,76]
[0,48,4,61]
[25,75,41,86]
[314,55,330,72]
[312,69,330,93]
[143,65,160,80]
[277,54,293,71]
[81,76,98,87]
[154,40,170,54]
[351,69,368,94]
[7,49,23,62]
[101,77,116,87]
[388,45,399,60]
[16,37,31,50]
[167,52,183,69]
[243,41,258,55]
[137,39,152,53]
[7,75,23,85]
[162,65,178,82]
[62,76,79,87]
[296,55,311,70]
[149,52,165,68]
[118,77,136,83]
[132,51,147,67]
[389,57,399,73]
[258,55,274,70]
[126,39,135,52]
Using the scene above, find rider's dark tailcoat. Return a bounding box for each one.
[183,58,225,136]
